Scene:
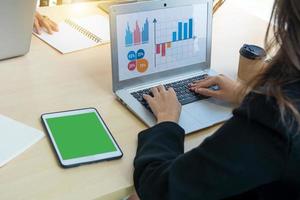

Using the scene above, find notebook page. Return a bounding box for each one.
[73,15,110,43]
[0,115,44,167]
[34,22,99,54]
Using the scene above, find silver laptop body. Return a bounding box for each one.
[0,0,36,60]
[110,0,232,134]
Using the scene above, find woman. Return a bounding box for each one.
[133,0,300,199]
[34,12,58,34]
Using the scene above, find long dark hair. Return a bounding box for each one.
[251,0,300,128]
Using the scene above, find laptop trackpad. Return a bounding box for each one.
[179,99,233,134]
[178,110,202,134]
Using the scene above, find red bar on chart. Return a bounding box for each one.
[156,44,160,54]
[162,43,166,57]
[134,21,141,44]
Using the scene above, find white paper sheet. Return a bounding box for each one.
[0,115,44,167]
[74,15,110,43]
[34,15,110,54]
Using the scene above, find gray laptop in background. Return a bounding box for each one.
[109,0,233,134]
[0,0,37,60]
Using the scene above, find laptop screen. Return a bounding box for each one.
[116,3,208,81]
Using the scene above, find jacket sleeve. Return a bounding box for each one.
[133,94,290,200]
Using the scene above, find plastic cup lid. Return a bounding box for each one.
[239,44,266,60]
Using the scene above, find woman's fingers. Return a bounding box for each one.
[151,87,159,97]
[143,93,159,116]
[34,18,41,34]
[35,13,58,34]
[143,94,151,101]
[190,76,219,89]
[143,94,154,105]
[195,88,220,98]
[151,85,167,97]
[168,87,176,94]
[157,85,166,93]
[143,85,181,123]
[42,20,53,34]
[50,20,59,32]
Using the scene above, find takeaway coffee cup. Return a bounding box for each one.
[238,44,267,82]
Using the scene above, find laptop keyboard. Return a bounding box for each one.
[131,74,210,112]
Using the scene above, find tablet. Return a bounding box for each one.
[41,108,123,168]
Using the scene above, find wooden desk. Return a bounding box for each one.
[0,1,269,200]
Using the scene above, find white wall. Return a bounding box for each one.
[230,0,275,22]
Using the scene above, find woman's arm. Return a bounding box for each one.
[134,93,289,200]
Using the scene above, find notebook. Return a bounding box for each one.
[0,115,44,167]
[34,15,110,54]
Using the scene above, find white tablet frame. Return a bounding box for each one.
[41,108,123,168]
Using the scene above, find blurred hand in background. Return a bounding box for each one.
[34,12,59,34]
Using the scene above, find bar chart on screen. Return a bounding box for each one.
[125,18,149,47]
[117,4,208,81]
[153,17,202,69]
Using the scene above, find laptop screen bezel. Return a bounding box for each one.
[109,0,213,92]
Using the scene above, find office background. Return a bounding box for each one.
[0,0,277,199]
[40,0,274,22]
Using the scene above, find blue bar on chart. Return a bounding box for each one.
[184,23,188,39]
[172,19,193,42]
[178,22,183,40]
[142,18,149,43]
[172,32,177,42]
[189,18,193,39]
[125,23,133,46]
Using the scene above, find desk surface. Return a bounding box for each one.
[0,1,269,200]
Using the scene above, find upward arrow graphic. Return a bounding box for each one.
[153,18,157,68]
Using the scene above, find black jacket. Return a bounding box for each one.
[134,85,300,200]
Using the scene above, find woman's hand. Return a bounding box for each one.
[34,12,58,34]
[143,85,182,124]
[189,75,244,105]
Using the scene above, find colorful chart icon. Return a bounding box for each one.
[137,59,148,73]
[128,61,136,71]
[127,49,148,73]
[136,49,145,59]
[127,51,136,61]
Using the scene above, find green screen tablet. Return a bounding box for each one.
[42,108,123,168]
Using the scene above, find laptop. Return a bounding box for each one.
[0,0,36,60]
[109,0,233,134]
